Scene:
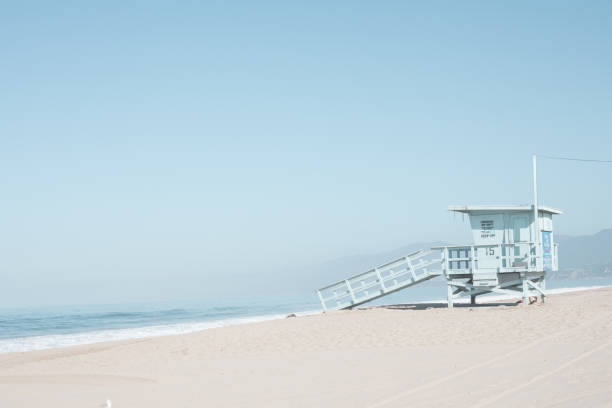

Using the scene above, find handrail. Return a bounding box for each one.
[317,250,432,291]
[317,241,558,311]
[439,241,556,273]
[317,250,442,310]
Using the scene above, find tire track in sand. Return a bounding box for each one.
[367,311,612,408]
[471,338,612,407]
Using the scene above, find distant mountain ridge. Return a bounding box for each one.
[295,229,612,292]
[555,229,612,280]
[273,241,446,294]
[308,241,446,288]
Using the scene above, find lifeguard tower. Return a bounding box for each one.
[316,157,561,310]
[437,204,560,308]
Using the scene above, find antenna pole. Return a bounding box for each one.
[532,155,539,244]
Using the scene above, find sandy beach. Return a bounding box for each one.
[1,287,612,408]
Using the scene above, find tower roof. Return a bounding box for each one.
[448,205,563,215]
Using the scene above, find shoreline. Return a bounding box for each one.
[0,309,322,355]
[1,283,610,355]
[1,286,612,407]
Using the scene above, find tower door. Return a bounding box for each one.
[474,246,499,286]
[470,214,503,287]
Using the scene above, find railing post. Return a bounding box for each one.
[375,267,386,293]
[345,279,356,304]
[317,290,327,312]
[507,244,512,269]
[406,256,417,281]
[470,245,476,273]
[444,247,450,277]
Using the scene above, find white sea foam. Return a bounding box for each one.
[0,309,321,354]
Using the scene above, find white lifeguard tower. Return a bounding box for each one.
[316,156,561,310]
[437,204,560,308]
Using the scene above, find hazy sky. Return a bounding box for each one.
[1,1,611,307]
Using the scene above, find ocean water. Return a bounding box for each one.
[1,277,611,354]
[0,296,321,354]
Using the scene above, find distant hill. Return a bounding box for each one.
[554,229,612,280]
[290,230,612,291]
[272,229,611,296]
[306,241,446,288]
[273,241,446,295]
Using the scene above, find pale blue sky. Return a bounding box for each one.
[1,1,611,307]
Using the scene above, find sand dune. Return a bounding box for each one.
[2,288,612,407]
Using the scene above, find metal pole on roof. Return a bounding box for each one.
[532,155,539,244]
